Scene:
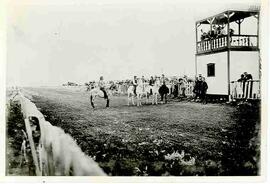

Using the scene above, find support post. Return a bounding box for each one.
[227,11,231,97]
[195,22,198,76]
[235,19,244,35]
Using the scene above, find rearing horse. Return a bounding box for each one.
[89,87,110,108]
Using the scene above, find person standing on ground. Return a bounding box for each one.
[193,75,203,101]
[201,77,208,104]
[159,74,169,103]
[173,79,179,98]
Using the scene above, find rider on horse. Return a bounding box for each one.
[149,76,155,95]
[98,76,108,99]
[141,76,146,91]
[132,76,138,96]
[159,74,169,103]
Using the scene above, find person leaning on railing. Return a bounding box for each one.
[243,72,253,99]
[237,72,253,99]
[200,29,208,41]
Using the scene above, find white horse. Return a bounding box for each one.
[127,80,160,106]
[148,80,160,105]
[127,85,136,106]
[127,79,147,106]
[89,87,110,108]
[127,85,145,106]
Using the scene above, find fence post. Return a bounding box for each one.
[24,118,42,176]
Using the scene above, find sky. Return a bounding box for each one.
[6,0,260,86]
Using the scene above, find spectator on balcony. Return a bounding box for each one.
[208,29,215,39]
[200,29,208,41]
[229,28,235,36]
[237,74,245,82]
[212,25,219,38]
[243,72,253,81]
[216,26,226,38]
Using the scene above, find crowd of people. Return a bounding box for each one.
[85,74,209,104]
[200,25,235,41]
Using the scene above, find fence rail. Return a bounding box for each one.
[230,80,260,100]
[13,90,106,176]
[168,82,194,97]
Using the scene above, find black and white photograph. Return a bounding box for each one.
[1,0,269,182]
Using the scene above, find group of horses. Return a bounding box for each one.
[89,80,170,108]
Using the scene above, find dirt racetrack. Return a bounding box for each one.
[21,86,260,176]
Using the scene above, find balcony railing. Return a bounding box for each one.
[197,35,258,54]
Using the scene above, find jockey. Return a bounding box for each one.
[98,76,108,99]
[149,76,155,95]
[160,74,167,86]
[149,76,155,86]
[141,76,146,91]
[132,76,138,96]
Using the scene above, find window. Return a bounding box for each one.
[207,63,215,77]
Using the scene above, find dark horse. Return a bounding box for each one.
[159,84,169,103]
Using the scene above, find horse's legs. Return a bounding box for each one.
[127,94,130,106]
[165,94,167,103]
[106,98,110,107]
[137,94,141,106]
[132,95,135,105]
[90,95,95,108]
[155,94,158,104]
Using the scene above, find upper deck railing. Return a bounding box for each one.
[197,35,258,54]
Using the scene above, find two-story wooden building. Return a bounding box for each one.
[195,10,260,100]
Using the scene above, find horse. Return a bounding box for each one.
[127,80,160,106]
[89,87,110,108]
[148,81,160,105]
[127,85,136,106]
[127,80,148,106]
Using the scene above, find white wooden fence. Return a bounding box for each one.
[230,80,260,100]
[169,82,194,97]
[12,90,106,176]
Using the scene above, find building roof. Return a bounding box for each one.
[197,10,259,25]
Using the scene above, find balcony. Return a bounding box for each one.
[197,35,259,55]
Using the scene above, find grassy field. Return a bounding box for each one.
[21,86,260,176]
